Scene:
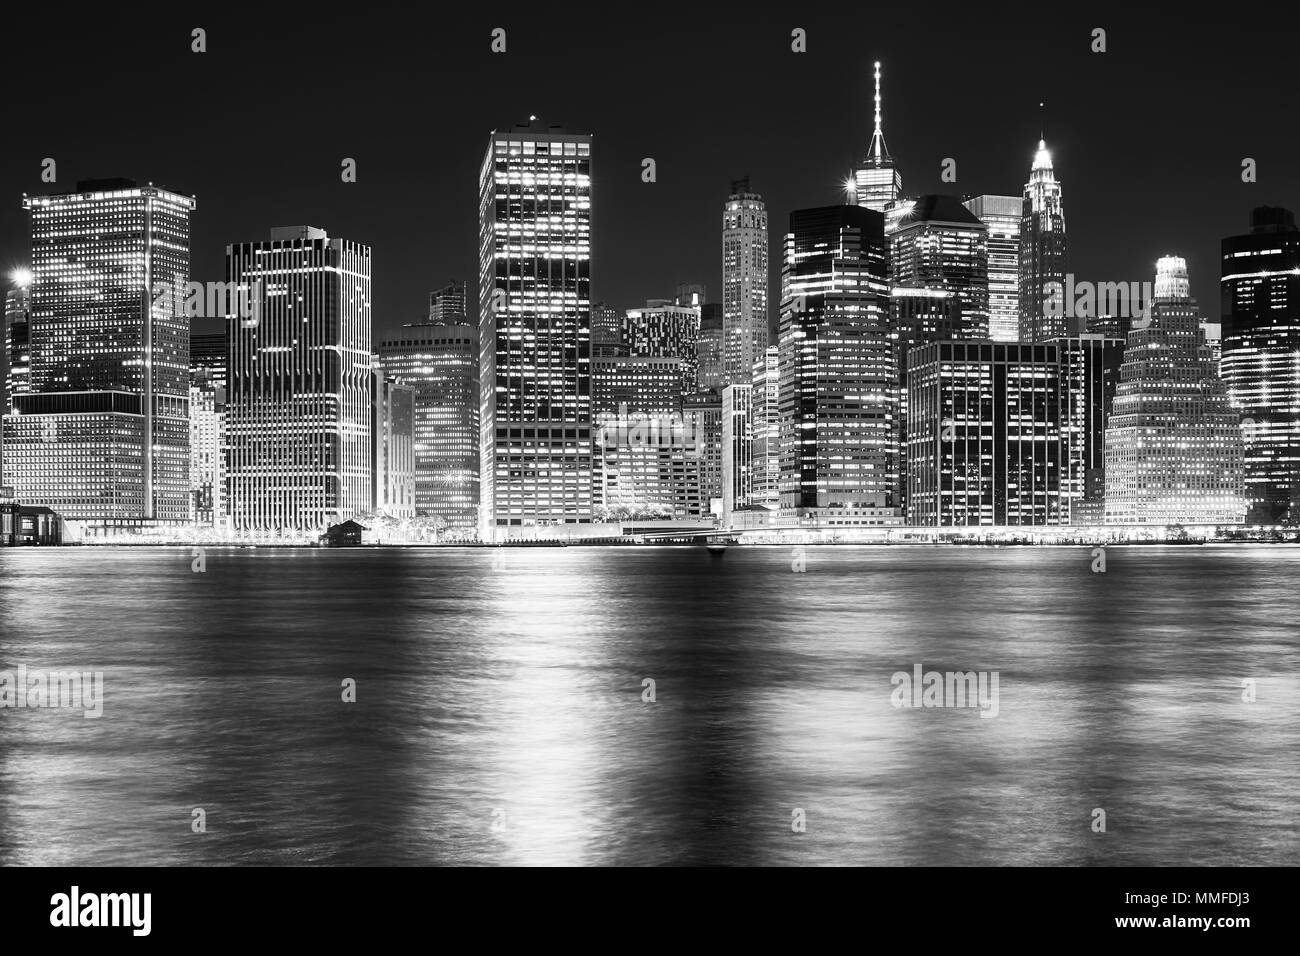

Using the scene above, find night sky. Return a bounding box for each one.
[1,3,1293,338]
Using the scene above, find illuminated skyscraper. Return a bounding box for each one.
[963,195,1021,342]
[779,205,899,524]
[1019,138,1069,341]
[2,180,195,532]
[1048,335,1124,524]
[378,323,479,529]
[3,278,31,414]
[428,282,466,325]
[622,299,699,395]
[907,342,1063,526]
[695,303,724,392]
[853,62,903,215]
[226,226,373,536]
[479,120,593,539]
[750,346,781,510]
[371,368,416,520]
[1221,206,1300,525]
[720,383,752,525]
[891,195,990,339]
[722,177,768,387]
[1104,257,1245,525]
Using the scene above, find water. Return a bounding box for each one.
[0,544,1296,866]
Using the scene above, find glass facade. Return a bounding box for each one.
[891,195,990,340]
[963,195,1021,342]
[722,178,768,388]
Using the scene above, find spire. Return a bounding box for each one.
[868,61,892,166]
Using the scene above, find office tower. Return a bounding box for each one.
[4,277,31,413]
[189,332,226,529]
[428,282,466,325]
[479,120,593,539]
[720,383,752,526]
[722,177,769,387]
[1019,138,1069,341]
[622,299,700,395]
[1,180,195,532]
[963,195,1021,342]
[695,303,724,391]
[591,355,700,518]
[372,367,416,519]
[226,226,373,536]
[378,323,479,529]
[1221,206,1300,525]
[592,300,621,343]
[779,205,898,524]
[1105,257,1245,525]
[189,331,227,391]
[891,195,990,339]
[908,341,1063,526]
[1049,335,1124,524]
[854,62,903,215]
[750,346,781,510]
[675,283,706,308]
[683,390,723,516]
[891,288,963,512]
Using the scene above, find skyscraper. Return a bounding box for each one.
[479,120,593,539]
[371,368,416,520]
[907,341,1063,526]
[779,205,898,524]
[853,62,903,215]
[2,180,195,532]
[695,303,724,392]
[225,226,373,536]
[722,178,768,387]
[3,276,31,414]
[377,323,479,529]
[622,299,700,395]
[891,195,990,339]
[1105,257,1245,525]
[963,195,1021,342]
[428,282,466,325]
[750,346,781,510]
[1018,139,1069,341]
[1049,335,1124,524]
[720,383,752,526]
[1221,206,1300,525]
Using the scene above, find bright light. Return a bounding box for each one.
[10,268,32,288]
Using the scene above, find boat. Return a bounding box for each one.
[705,534,734,553]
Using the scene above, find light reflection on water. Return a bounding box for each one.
[0,544,1296,866]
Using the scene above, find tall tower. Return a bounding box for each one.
[2,180,195,531]
[1221,206,1300,526]
[225,226,373,536]
[963,195,1022,342]
[479,120,593,540]
[1105,257,1245,525]
[891,195,990,339]
[722,177,768,388]
[854,62,903,215]
[1019,137,1069,341]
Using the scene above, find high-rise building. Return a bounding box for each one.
[1049,335,1124,524]
[963,195,1021,342]
[3,278,31,414]
[479,120,593,539]
[1221,206,1300,525]
[189,332,227,529]
[1018,139,1069,341]
[674,283,706,308]
[591,300,621,351]
[750,346,781,510]
[853,62,903,215]
[722,177,768,387]
[2,180,195,532]
[907,341,1063,526]
[189,331,226,391]
[695,303,724,392]
[226,226,373,536]
[428,282,466,325]
[377,323,479,529]
[720,383,752,526]
[891,195,990,339]
[622,300,700,396]
[1105,257,1245,525]
[372,367,416,520]
[683,389,723,517]
[779,205,899,524]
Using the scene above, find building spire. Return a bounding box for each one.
[869,61,891,165]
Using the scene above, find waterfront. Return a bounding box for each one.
[0,545,1296,865]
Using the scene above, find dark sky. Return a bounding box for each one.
[1,3,1294,338]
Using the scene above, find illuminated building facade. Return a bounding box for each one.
[622,300,699,395]
[1048,335,1124,524]
[695,303,724,392]
[4,281,30,413]
[722,178,768,387]
[371,369,416,519]
[853,62,903,215]
[720,383,752,525]
[478,120,593,539]
[750,346,781,509]
[778,205,898,522]
[1221,206,1300,525]
[1104,257,1245,525]
[189,330,226,527]
[2,180,195,531]
[226,226,373,536]
[1019,139,1069,341]
[428,282,466,325]
[891,195,990,339]
[683,390,723,515]
[963,195,1021,342]
[907,341,1063,526]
